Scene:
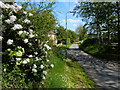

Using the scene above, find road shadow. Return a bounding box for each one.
[66,49,119,89]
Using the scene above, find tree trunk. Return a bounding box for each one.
[107,25,111,45]
[97,23,102,44]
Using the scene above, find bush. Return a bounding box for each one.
[1,1,54,88]
[79,38,112,60]
[79,38,98,48]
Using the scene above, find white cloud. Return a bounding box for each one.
[59,19,65,23]
[73,24,77,27]
[60,19,80,23]
[67,19,80,23]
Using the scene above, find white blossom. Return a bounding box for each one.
[34,52,38,55]
[7,39,13,45]
[12,24,23,30]
[9,11,13,15]
[5,19,11,24]
[29,29,33,33]
[23,31,27,34]
[41,56,45,58]
[40,65,44,69]
[43,71,47,75]
[23,60,27,64]
[5,4,18,12]
[10,15,17,22]
[46,41,49,43]
[23,19,30,24]
[33,64,37,68]
[45,55,47,57]
[43,76,45,79]
[51,64,54,68]
[5,15,16,24]
[3,68,6,72]
[39,58,42,61]
[35,34,38,36]
[17,46,25,53]
[16,62,19,65]
[17,46,22,49]
[35,39,37,41]
[0,14,3,18]
[16,58,21,61]
[26,58,30,62]
[0,36,3,41]
[26,32,29,35]
[24,39,28,43]
[7,48,11,51]
[8,4,15,10]
[0,1,8,8]
[16,5,22,10]
[28,43,32,46]
[29,13,33,16]
[29,33,34,38]
[13,3,22,10]
[45,51,47,54]
[22,31,29,35]
[32,68,37,72]
[44,44,51,50]
[47,59,49,62]
[35,57,39,61]
[18,31,23,35]
[28,55,33,58]
[23,11,27,14]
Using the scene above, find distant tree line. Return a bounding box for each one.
[55,25,77,44]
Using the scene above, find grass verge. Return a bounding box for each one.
[44,49,97,88]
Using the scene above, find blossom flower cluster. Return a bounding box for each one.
[12,24,23,30]
[23,18,31,24]
[1,1,54,83]
[7,39,13,45]
[5,15,17,24]
[0,1,22,12]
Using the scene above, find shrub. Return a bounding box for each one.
[1,1,54,88]
[80,38,98,48]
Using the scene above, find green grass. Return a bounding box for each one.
[111,43,118,45]
[44,53,67,88]
[58,45,70,49]
[44,51,97,88]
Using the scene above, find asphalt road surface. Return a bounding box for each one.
[67,43,119,89]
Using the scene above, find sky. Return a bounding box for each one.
[16,0,86,32]
[52,2,85,31]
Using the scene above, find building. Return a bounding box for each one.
[48,31,57,45]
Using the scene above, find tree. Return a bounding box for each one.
[67,30,77,42]
[73,2,120,46]
[55,25,67,44]
[31,10,57,41]
[75,25,87,41]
